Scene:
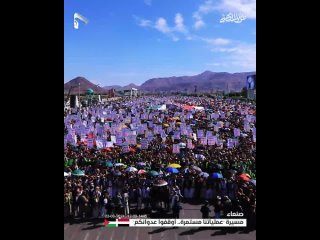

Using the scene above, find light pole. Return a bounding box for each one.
[96,84,100,104]
[78,82,81,108]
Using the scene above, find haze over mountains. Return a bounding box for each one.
[103,83,140,91]
[64,71,255,93]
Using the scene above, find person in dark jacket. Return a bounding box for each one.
[213,196,223,219]
[114,192,123,214]
[106,196,115,215]
[172,200,182,219]
[222,196,232,218]
[200,200,211,218]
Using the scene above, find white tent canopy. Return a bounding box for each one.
[194,106,205,111]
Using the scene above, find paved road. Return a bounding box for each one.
[64,203,256,240]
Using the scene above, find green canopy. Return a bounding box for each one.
[105,161,113,167]
[64,159,74,167]
[148,170,159,176]
[71,169,85,176]
[86,88,94,95]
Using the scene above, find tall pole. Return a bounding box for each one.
[96,84,100,105]
[78,82,80,108]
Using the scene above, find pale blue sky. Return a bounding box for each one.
[64,0,256,86]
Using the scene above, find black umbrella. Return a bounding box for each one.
[228,170,237,175]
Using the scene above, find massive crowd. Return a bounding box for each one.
[64,96,256,228]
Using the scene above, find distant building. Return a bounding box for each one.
[131,88,138,97]
[107,88,116,97]
[117,88,138,97]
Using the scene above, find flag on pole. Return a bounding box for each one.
[87,138,94,148]
[173,144,180,153]
[234,128,241,137]
[227,138,234,148]
[96,139,104,149]
[174,131,181,140]
[141,139,148,149]
[197,130,204,138]
[187,139,193,149]
[207,136,216,146]
[200,137,207,145]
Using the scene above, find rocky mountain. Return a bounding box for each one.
[103,83,140,91]
[140,71,255,92]
[65,71,255,94]
[64,77,107,94]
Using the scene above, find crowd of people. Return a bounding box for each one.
[64,96,256,229]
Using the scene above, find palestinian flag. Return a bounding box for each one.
[103,219,117,228]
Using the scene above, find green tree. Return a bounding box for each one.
[241,87,247,97]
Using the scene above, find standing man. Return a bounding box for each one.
[123,191,130,216]
[200,200,211,218]
[172,199,182,219]
[213,196,223,219]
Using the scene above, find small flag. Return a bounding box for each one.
[117,218,130,227]
[103,219,117,228]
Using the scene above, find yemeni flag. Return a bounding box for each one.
[117,218,130,227]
